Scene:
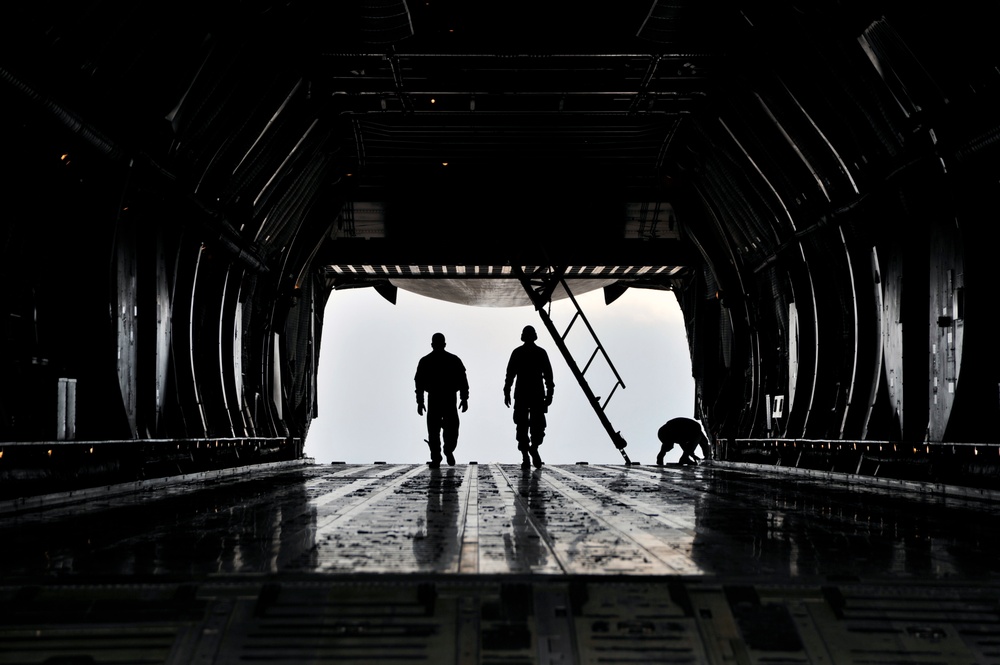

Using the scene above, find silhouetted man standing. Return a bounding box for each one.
[503,325,554,468]
[656,417,710,465]
[415,333,469,468]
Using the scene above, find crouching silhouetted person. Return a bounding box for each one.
[415,333,469,468]
[503,325,554,469]
[657,417,710,466]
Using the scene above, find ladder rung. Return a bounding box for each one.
[582,347,599,376]
[561,311,580,341]
[601,381,623,410]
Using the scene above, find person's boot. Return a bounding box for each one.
[529,446,543,469]
[426,439,442,468]
[656,451,665,466]
[445,450,456,466]
[521,451,531,469]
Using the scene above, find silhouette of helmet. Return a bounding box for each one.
[521,325,537,341]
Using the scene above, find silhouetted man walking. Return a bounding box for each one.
[415,333,469,468]
[503,325,554,468]
[656,417,710,465]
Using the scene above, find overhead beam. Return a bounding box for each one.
[317,237,694,269]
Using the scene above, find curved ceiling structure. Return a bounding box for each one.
[2,1,998,492]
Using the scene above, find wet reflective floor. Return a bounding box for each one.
[4,462,1000,580]
[3,462,1000,663]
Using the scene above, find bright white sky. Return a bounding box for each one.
[304,284,695,465]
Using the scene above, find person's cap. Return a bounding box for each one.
[521,325,537,341]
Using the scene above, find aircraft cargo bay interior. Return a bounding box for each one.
[2,1,999,662]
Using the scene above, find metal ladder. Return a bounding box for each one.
[514,265,632,464]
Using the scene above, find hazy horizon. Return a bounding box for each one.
[304,284,697,466]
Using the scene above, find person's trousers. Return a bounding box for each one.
[513,403,546,451]
[426,402,459,460]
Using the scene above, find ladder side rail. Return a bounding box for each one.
[534,305,628,455]
[553,289,623,408]
[559,278,627,390]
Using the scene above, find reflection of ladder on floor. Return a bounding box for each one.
[514,265,632,464]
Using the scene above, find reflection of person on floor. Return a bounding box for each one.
[503,325,554,469]
[657,417,710,466]
[413,467,460,569]
[414,332,469,468]
[504,468,548,569]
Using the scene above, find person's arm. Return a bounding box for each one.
[458,358,469,412]
[698,432,711,460]
[414,362,426,415]
[542,350,554,406]
[503,350,516,407]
